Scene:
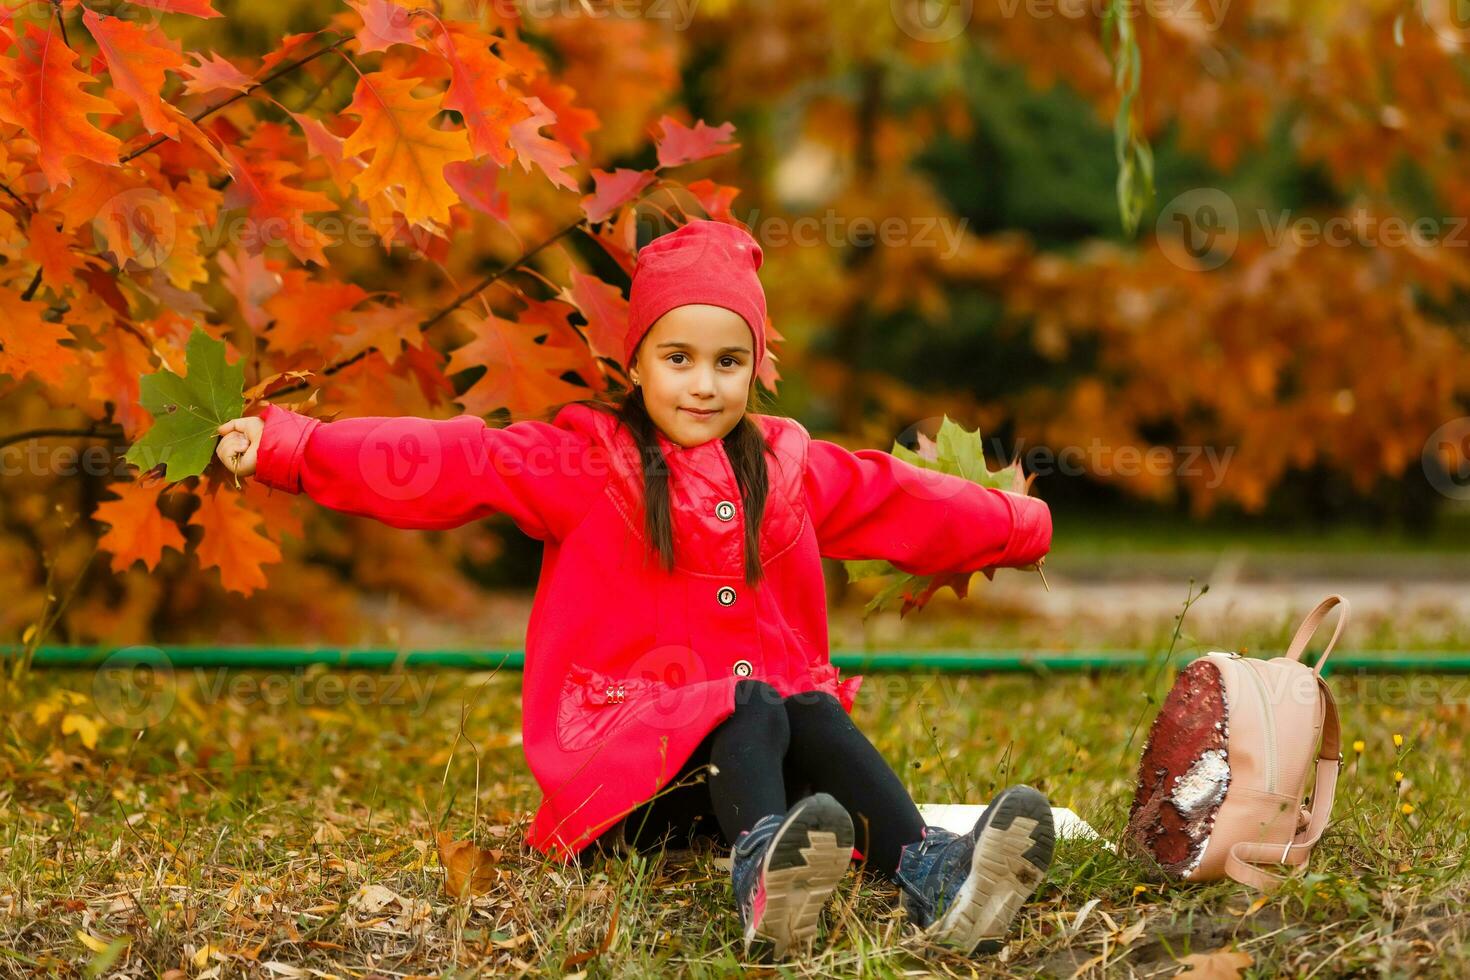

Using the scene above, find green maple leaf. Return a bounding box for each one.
[124,327,245,483]
[842,415,1045,620]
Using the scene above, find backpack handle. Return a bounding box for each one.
[1284,594,1351,676]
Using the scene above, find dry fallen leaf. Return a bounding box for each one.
[1176,948,1254,979]
[436,830,501,898]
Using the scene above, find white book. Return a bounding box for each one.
[916,802,1114,851]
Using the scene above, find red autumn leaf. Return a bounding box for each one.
[507,96,579,192]
[581,167,655,225]
[0,22,122,188]
[444,158,509,222]
[222,144,338,266]
[93,479,187,574]
[652,115,739,169]
[682,177,742,222]
[525,76,599,160]
[445,313,590,417]
[187,486,283,596]
[558,267,628,363]
[82,9,185,138]
[435,24,524,165]
[179,51,254,97]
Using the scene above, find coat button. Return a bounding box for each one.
[717,585,737,606]
[733,659,753,677]
[715,500,736,522]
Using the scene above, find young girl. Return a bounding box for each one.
[215,219,1056,960]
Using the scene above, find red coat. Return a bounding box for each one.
[253,401,1051,862]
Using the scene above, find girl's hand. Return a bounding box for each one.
[216,416,264,479]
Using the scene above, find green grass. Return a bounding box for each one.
[2,650,1466,977]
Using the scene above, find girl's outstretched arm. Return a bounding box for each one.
[249,402,610,541]
[802,437,1051,577]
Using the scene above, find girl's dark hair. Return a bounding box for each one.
[553,374,774,587]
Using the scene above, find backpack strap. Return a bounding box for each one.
[1223,676,1341,890]
[1284,594,1351,676]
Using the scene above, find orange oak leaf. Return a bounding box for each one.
[179,51,254,96]
[262,269,368,353]
[559,267,628,362]
[82,9,185,138]
[0,285,76,387]
[342,68,474,229]
[0,23,122,188]
[188,486,283,596]
[445,313,589,417]
[334,299,426,365]
[242,477,304,543]
[222,144,338,266]
[582,168,655,225]
[507,96,578,192]
[88,326,155,439]
[652,115,739,169]
[123,0,222,18]
[350,0,424,54]
[24,211,83,291]
[435,23,523,165]
[93,479,187,574]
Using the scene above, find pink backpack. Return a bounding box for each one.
[1125,595,1348,890]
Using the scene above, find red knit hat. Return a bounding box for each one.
[624,219,767,374]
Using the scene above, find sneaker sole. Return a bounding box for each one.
[926,785,1055,955]
[744,792,855,959]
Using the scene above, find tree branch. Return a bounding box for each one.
[0,424,125,452]
[0,180,31,216]
[266,218,591,399]
[120,33,352,165]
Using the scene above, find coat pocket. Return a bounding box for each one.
[554,662,664,754]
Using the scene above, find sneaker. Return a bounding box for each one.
[731,792,855,959]
[895,784,1055,955]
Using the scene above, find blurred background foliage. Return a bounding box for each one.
[2,0,1469,646]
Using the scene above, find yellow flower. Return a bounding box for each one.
[1401,803,1415,815]
[1352,739,1365,754]
[1133,885,1148,896]
[1393,733,1404,748]
[1393,770,1404,783]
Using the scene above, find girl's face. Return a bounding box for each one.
[630,303,755,448]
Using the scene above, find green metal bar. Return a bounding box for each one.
[7,645,1470,674]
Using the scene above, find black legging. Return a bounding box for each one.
[606,679,925,880]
